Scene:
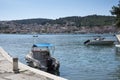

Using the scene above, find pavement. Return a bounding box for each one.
[0,50,52,80]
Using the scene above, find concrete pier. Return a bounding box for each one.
[115,35,120,53]
[116,35,120,43]
[0,47,67,80]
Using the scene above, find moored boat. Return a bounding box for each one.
[25,43,60,73]
[84,37,114,45]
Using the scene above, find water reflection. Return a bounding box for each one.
[115,50,120,57]
[112,51,120,79]
[114,65,120,79]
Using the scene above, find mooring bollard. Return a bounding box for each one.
[13,57,19,73]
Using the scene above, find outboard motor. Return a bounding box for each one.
[46,58,60,75]
[84,40,90,44]
[47,57,53,71]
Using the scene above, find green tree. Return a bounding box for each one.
[111,0,120,27]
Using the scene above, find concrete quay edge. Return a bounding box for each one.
[0,47,67,80]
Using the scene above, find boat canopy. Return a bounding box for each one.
[33,43,54,47]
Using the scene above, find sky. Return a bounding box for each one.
[0,0,119,20]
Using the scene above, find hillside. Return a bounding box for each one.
[13,18,52,25]
[49,15,115,27]
[0,15,116,34]
[13,15,115,27]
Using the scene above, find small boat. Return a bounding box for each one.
[25,43,60,72]
[84,37,114,45]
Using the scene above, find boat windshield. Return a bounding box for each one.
[32,43,55,54]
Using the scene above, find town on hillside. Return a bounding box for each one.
[0,15,117,34]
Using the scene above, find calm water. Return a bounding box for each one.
[0,34,120,80]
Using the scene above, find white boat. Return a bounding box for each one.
[84,37,114,45]
[25,43,60,72]
[115,44,120,52]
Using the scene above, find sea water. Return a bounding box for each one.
[0,34,120,80]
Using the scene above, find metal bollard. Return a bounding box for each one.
[13,57,19,73]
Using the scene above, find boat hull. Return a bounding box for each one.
[25,52,60,72]
[86,40,114,45]
[25,43,60,75]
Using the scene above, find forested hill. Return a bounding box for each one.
[13,15,115,27]
[53,15,115,27]
[13,18,52,25]
[0,15,116,33]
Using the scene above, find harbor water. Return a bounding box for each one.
[0,34,120,80]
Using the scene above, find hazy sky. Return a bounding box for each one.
[0,0,119,20]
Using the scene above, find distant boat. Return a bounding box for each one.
[25,43,60,73]
[33,35,38,37]
[32,32,38,37]
[84,37,114,45]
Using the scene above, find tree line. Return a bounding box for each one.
[12,15,115,27]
